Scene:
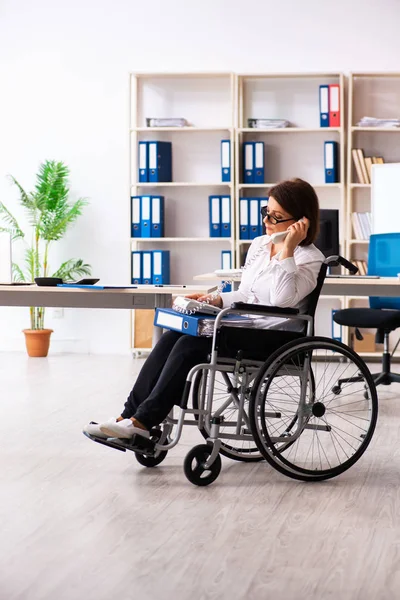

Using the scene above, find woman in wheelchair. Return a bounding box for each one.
[83,178,325,442]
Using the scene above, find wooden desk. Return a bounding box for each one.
[193,273,400,298]
[0,284,214,346]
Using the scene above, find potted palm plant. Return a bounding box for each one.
[0,160,91,357]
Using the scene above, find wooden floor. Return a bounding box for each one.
[1,352,400,600]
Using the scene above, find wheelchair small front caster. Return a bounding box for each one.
[332,385,341,395]
[135,449,168,468]
[183,444,222,486]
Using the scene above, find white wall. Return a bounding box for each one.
[1,0,400,354]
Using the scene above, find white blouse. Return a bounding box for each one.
[220,235,325,330]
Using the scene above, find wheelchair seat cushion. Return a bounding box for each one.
[333,308,400,331]
[216,326,305,361]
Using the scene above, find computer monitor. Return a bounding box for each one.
[0,232,12,283]
[315,209,339,257]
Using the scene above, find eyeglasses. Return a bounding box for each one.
[260,206,295,225]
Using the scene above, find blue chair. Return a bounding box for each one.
[333,233,400,388]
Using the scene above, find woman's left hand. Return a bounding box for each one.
[283,217,309,250]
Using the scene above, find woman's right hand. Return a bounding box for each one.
[185,293,223,308]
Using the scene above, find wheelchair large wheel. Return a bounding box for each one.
[249,337,378,482]
[192,369,263,462]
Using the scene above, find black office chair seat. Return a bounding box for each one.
[334,308,400,331]
[333,308,400,387]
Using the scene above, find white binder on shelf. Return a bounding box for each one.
[249,198,259,239]
[142,250,152,284]
[239,198,250,239]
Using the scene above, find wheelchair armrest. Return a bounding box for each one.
[230,302,299,316]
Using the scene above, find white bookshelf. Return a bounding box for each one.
[235,73,345,339]
[347,73,400,356]
[129,72,236,349]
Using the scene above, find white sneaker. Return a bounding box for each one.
[83,418,117,439]
[100,419,150,440]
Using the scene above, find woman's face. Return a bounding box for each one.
[263,196,296,237]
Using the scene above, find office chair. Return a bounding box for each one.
[333,233,400,388]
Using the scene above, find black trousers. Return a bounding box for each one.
[121,331,212,429]
[120,326,303,430]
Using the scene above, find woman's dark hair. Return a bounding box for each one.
[268,178,320,246]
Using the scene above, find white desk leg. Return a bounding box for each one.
[152,324,163,347]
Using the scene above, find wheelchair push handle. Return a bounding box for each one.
[325,255,359,275]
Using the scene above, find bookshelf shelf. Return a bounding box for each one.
[131,237,233,243]
[238,183,343,190]
[238,127,341,134]
[348,239,369,244]
[133,182,232,188]
[352,127,400,132]
[350,183,371,188]
[132,127,233,133]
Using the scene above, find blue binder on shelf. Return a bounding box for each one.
[148,141,172,183]
[249,198,259,239]
[152,250,170,284]
[254,142,265,184]
[141,250,152,284]
[151,196,164,237]
[140,196,152,237]
[319,85,329,128]
[131,196,141,238]
[138,141,148,182]
[220,196,231,237]
[209,196,221,237]
[259,197,269,236]
[243,142,254,183]
[221,140,231,182]
[239,198,250,239]
[324,141,339,183]
[131,251,142,284]
[332,309,342,342]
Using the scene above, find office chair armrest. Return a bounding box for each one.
[230,302,299,316]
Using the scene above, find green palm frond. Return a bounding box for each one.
[0,202,24,239]
[40,197,88,241]
[52,259,91,281]
[12,264,26,283]
[35,161,69,211]
[25,247,40,281]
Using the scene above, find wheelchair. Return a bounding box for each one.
[84,255,378,486]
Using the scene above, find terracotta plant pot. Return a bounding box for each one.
[23,329,53,357]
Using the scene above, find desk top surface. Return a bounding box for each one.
[194,273,400,286]
[0,284,213,295]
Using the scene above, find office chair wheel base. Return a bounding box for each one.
[183,444,222,486]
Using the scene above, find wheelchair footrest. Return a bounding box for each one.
[83,431,158,455]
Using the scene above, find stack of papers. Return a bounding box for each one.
[146,118,189,127]
[357,116,400,128]
[248,118,290,129]
[200,316,257,337]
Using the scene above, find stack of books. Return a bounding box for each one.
[146,118,189,127]
[351,212,372,240]
[352,149,384,184]
[357,116,400,128]
[247,118,290,129]
[353,260,367,275]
